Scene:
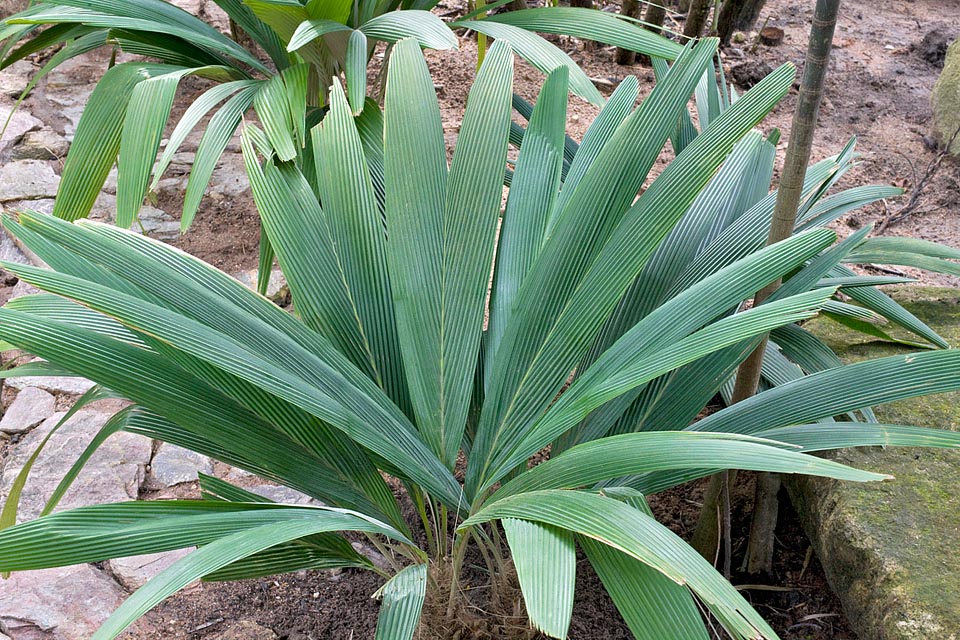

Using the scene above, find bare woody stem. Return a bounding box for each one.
[691,0,842,570]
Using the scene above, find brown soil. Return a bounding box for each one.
[5,0,960,638]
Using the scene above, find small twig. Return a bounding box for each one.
[879,125,960,232]
[191,617,224,633]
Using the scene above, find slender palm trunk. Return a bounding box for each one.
[691,0,843,573]
[683,0,712,39]
[717,0,769,44]
[616,0,643,65]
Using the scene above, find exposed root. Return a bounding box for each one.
[417,557,536,640]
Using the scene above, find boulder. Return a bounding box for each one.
[0,564,126,640]
[0,161,59,202]
[0,387,55,435]
[791,286,960,640]
[932,38,960,155]
[0,409,151,522]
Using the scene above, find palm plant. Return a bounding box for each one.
[3,37,960,640]
[0,0,681,242]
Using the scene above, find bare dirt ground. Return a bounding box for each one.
[4,0,960,638]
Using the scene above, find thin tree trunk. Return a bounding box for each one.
[616,0,642,65]
[691,0,843,571]
[683,0,711,39]
[645,2,668,33]
[717,0,768,43]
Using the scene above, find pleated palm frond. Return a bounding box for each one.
[0,0,683,238]
[3,37,960,640]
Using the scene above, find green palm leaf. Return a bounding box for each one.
[463,490,778,640]
[503,518,576,638]
[374,564,428,640]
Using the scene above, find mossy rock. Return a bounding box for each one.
[790,286,960,639]
[932,38,960,155]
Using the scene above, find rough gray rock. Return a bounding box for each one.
[136,205,180,242]
[0,387,55,435]
[0,106,42,157]
[233,268,289,303]
[5,372,95,395]
[791,286,960,640]
[145,442,213,489]
[932,38,960,154]
[0,410,151,522]
[170,0,205,15]
[0,564,127,640]
[208,153,250,198]
[0,228,28,264]
[11,129,70,161]
[107,548,193,590]
[3,198,54,216]
[0,161,60,202]
[0,60,35,98]
[8,279,40,300]
[250,484,316,505]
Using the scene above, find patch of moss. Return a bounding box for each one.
[794,286,960,639]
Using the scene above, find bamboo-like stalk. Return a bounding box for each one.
[691,0,843,572]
